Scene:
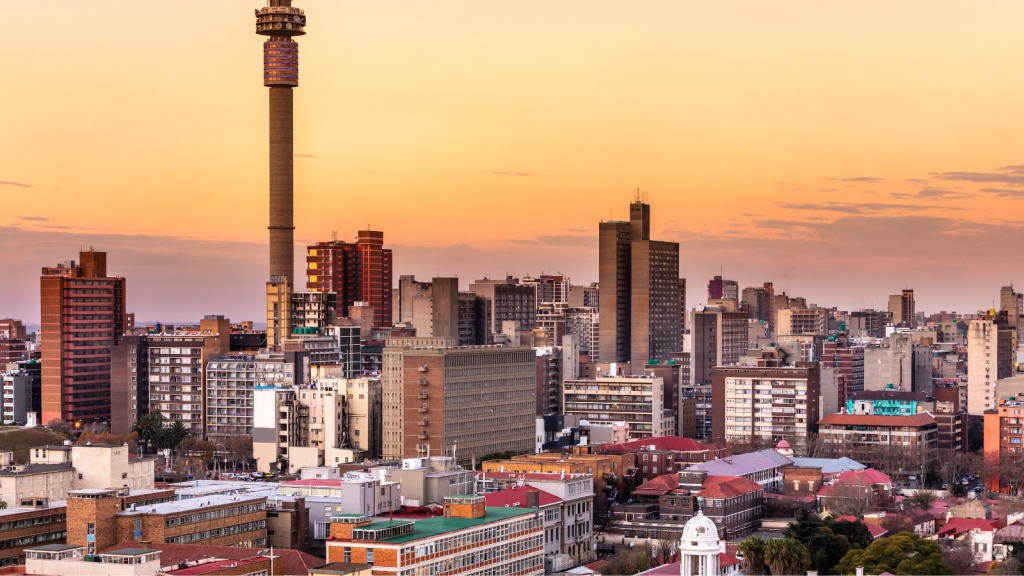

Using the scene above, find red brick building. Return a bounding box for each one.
[40,251,128,423]
[306,231,392,327]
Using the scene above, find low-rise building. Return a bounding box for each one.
[817,413,938,482]
[279,473,401,516]
[484,486,596,569]
[381,456,475,508]
[0,499,67,569]
[25,544,162,576]
[685,449,792,492]
[324,496,545,576]
[613,470,763,541]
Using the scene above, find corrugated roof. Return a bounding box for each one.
[687,449,792,477]
[789,457,866,474]
[103,542,324,576]
[698,475,763,498]
[938,518,999,536]
[818,413,937,427]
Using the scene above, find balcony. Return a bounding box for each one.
[419,418,428,426]
[418,366,428,372]
[419,405,429,413]
[418,391,429,400]
[418,432,428,440]
[419,378,429,387]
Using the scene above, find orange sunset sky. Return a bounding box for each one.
[3,1,1024,322]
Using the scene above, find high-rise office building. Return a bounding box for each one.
[708,276,738,301]
[468,277,537,334]
[0,319,27,341]
[820,340,865,412]
[403,346,536,467]
[598,198,681,366]
[40,251,127,424]
[381,336,458,461]
[306,231,393,327]
[966,319,1014,415]
[889,289,916,327]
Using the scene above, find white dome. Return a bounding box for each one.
[680,510,720,551]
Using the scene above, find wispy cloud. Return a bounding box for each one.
[996,164,1024,174]
[890,188,973,200]
[933,171,1024,185]
[507,234,595,248]
[294,154,316,158]
[18,216,49,222]
[827,176,885,184]
[775,201,957,214]
[490,171,530,176]
[0,180,32,187]
[981,188,1024,199]
[39,225,72,229]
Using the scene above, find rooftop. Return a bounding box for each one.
[601,435,711,455]
[789,457,866,475]
[483,486,561,508]
[849,390,933,402]
[308,562,374,576]
[103,542,324,576]
[117,493,265,516]
[0,500,66,518]
[346,507,532,544]
[103,548,157,557]
[29,544,81,552]
[164,557,263,576]
[687,449,792,476]
[818,412,937,427]
[0,463,73,476]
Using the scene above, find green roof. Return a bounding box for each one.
[363,520,409,530]
[376,507,533,544]
[334,513,367,518]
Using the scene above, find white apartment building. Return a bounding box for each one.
[967,319,1014,416]
[206,353,298,442]
[562,376,671,440]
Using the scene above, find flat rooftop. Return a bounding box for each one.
[364,507,533,544]
[0,500,66,518]
[117,493,266,516]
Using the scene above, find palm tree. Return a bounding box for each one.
[738,535,770,576]
[168,421,192,446]
[765,538,810,576]
[131,411,164,453]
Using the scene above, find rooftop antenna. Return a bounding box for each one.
[331,230,338,242]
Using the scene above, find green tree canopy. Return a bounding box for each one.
[738,535,769,576]
[836,532,952,576]
[765,538,811,576]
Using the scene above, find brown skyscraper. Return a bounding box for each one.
[256,0,306,285]
[40,251,127,424]
[598,196,680,366]
[306,231,393,326]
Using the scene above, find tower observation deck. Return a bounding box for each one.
[256,0,306,285]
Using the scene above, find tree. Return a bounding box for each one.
[655,533,678,566]
[942,543,977,576]
[765,538,811,576]
[910,489,937,511]
[0,500,6,510]
[168,421,192,446]
[602,544,653,575]
[132,411,164,453]
[823,479,872,518]
[836,532,952,575]
[475,450,517,471]
[879,514,913,535]
[738,535,770,576]
[785,510,854,575]
[968,419,985,453]
[830,518,874,550]
[45,418,71,438]
[989,557,1024,575]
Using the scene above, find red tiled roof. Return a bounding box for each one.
[103,542,324,576]
[818,413,937,427]
[697,475,763,498]
[720,553,742,568]
[633,474,681,496]
[602,435,711,455]
[636,555,740,576]
[832,468,893,486]
[937,518,999,537]
[483,486,562,508]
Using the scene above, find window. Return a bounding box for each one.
[122,473,128,479]
[367,548,374,563]
[313,522,331,540]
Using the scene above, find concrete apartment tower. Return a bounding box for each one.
[598,194,681,367]
[258,1,306,345]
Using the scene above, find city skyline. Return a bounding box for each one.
[5,1,1024,320]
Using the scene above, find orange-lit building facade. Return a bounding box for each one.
[984,402,1024,493]
[306,230,392,327]
[40,251,127,424]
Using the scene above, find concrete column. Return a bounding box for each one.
[269,85,294,284]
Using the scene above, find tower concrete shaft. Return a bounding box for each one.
[257,0,306,284]
[269,85,294,282]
